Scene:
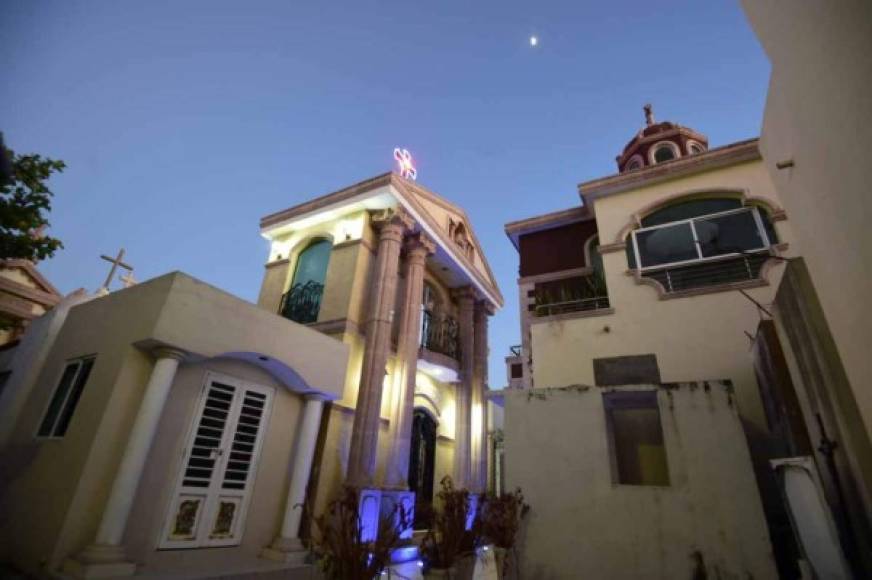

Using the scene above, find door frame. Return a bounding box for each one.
[157,370,275,550]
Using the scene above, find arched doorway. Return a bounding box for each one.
[408,409,437,529]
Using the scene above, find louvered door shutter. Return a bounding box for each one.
[160,375,273,549]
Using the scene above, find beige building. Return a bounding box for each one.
[0,272,349,578]
[505,112,792,578]
[256,172,502,532]
[0,171,501,579]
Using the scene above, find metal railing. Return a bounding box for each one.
[642,252,769,293]
[280,281,324,324]
[421,311,460,361]
[533,272,610,317]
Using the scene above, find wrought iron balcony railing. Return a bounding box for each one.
[533,272,610,317]
[280,281,324,324]
[421,311,460,361]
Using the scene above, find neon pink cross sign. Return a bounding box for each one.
[393,147,417,180]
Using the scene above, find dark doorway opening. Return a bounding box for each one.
[408,409,437,530]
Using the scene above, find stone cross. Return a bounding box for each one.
[99,249,133,292]
[644,103,655,126]
[119,271,137,288]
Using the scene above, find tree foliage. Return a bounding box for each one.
[0,146,65,261]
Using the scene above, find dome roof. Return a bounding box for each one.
[616,105,709,173]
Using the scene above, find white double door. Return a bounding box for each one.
[160,373,273,549]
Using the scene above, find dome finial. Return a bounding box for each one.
[644,103,654,127]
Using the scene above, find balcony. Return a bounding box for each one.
[280,281,324,324]
[533,272,610,317]
[421,311,460,361]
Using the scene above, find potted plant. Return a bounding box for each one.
[481,488,530,579]
[421,476,481,578]
[311,486,411,580]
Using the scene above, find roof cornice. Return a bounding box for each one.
[504,206,592,250]
[580,138,760,205]
[260,172,393,230]
[390,176,504,307]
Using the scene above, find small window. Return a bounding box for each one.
[37,357,96,438]
[653,146,676,163]
[688,143,704,155]
[510,363,523,379]
[604,391,669,486]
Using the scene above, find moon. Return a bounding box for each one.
[529,35,538,47]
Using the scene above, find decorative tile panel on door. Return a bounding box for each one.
[160,373,273,549]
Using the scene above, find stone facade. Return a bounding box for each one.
[257,172,503,539]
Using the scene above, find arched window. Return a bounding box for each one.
[626,197,778,293]
[624,155,644,172]
[653,146,675,163]
[687,141,705,155]
[585,234,605,274]
[281,239,331,323]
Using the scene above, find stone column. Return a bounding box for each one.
[453,287,476,489]
[262,394,325,562]
[64,347,186,579]
[471,301,492,493]
[346,208,414,487]
[384,232,436,489]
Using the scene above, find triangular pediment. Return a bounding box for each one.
[392,178,502,305]
[0,259,62,304]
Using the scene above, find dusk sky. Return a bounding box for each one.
[1,0,771,385]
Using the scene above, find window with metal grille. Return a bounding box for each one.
[37,357,96,438]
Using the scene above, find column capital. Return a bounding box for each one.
[371,207,415,240]
[403,232,436,261]
[474,300,496,317]
[153,346,186,361]
[451,285,478,306]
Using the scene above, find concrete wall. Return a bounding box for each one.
[742,0,872,453]
[505,384,777,580]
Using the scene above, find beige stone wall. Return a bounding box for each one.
[256,260,289,312]
[505,384,777,579]
[742,0,872,447]
[533,160,793,435]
